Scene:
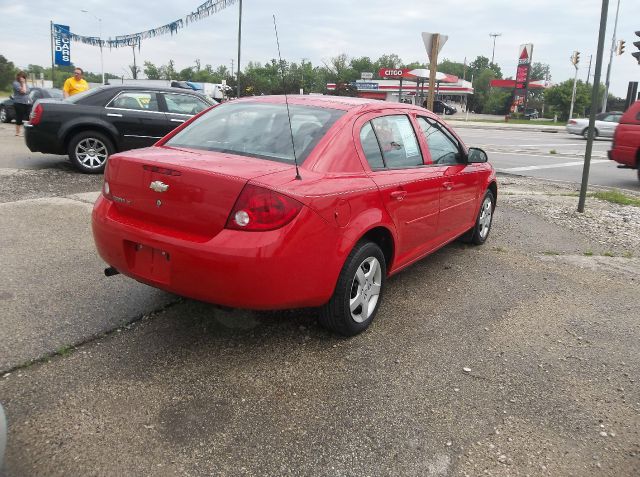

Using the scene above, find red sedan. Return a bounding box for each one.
[92,95,497,335]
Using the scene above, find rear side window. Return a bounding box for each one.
[109,92,159,112]
[359,122,384,169]
[370,115,422,168]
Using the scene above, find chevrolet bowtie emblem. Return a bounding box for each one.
[149,181,169,193]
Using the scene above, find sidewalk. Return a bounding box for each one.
[446,118,565,133]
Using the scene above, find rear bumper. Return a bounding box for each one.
[566,124,583,135]
[92,195,344,310]
[24,124,65,155]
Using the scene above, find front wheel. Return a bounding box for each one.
[0,107,9,123]
[319,241,386,336]
[462,190,495,245]
[67,130,115,174]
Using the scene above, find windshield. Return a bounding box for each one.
[165,102,345,164]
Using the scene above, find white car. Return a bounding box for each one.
[566,112,622,139]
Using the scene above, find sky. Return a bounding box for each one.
[1,0,638,97]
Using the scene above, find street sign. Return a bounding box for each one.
[421,32,448,62]
[361,72,373,80]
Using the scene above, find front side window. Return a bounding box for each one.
[370,115,422,168]
[109,92,159,112]
[164,93,209,115]
[417,117,462,165]
[165,102,345,164]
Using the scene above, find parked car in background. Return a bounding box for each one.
[92,95,497,336]
[432,100,457,115]
[608,101,640,181]
[566,111,622,139]
[24,85,215,173]
[0,87,63,123]
[523,108,539,120]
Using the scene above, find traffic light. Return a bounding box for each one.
[634,31,640,64]
[616,40,626,55]
[571,51,580,66]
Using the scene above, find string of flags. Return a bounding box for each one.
[68,0,237,50]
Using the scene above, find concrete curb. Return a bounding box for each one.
[447,120,564,133]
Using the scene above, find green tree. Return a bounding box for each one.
[0,55,16,90]
[469,55,502,80]
[483,88,512,115]
[374,53,403,70]
[530,62,551,81]
[143,61,161,79]
[438,59,466,79]
[544,80,602,120]
[349,56,375,76]
[470,69,497,113]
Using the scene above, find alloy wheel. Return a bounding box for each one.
[75,137,108,169]
[478,195,493,240]
[349,256,382,323]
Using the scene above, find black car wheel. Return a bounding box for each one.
[67,130,115,174]
[320,241,386,336]
[583,128,598,140]
[0,106,10,123]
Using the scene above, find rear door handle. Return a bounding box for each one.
[443,182,453,191]
[170,118,186,123]
[390,190,407,201]
[107,113,123,118]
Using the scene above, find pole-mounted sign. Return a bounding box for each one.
[511,43,533,112]
[53,24,71,66]
[421,32,448,111]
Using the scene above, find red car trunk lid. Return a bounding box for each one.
[105,146,291,240]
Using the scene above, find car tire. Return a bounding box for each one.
[461,189,495,245]
[319,241,386,336]
[583,128,598,140]
[67,130,115,174]
[0,106,10,123]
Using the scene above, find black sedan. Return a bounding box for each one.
[24,85,215,173]
[0,87,63,123]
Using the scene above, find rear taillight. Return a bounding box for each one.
[568,120,577,125]
[102,181,112,200]
[225,184,303,231]
[30,103,43,126]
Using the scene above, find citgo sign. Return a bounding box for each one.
[378,68,412,78]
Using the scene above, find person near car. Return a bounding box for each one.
[63,68,89,98]
[12,71,30,136]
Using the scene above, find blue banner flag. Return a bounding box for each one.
[53,24,71,66]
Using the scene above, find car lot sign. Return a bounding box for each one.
[53,24,71,66]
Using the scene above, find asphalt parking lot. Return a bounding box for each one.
[1,122,639,476]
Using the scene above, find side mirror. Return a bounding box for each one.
[468,147,488,163]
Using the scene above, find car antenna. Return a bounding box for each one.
[273,14,302,180]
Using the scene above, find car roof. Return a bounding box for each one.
[232,94,428,114]
[97,85,207,95]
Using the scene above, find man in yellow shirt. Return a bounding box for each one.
[63,68,89,98]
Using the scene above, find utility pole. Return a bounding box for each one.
[489,33,502,64]
[236,0,242,98]
[230,59,234,79]
[578,0,610,213]
[586,54,593,84]
[601,0,620,112]
[131,44,138,79]
[569,51,580,120]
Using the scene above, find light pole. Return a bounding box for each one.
[489,33,502,65]
[81,9,104,84]
[569,52,580,120]
[601,0,621,112]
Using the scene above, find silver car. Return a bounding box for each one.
[566,112,622,139]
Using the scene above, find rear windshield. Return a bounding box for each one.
[165,102,345,164]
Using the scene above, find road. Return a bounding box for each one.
[1,122,640,476]
[454,126,640,192]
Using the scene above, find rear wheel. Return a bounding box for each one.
[67,130,114,174]
[319,241,386,336]
[0,106,9,123]
[583,128,598,140]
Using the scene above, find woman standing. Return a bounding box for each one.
[12,71,30,136]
